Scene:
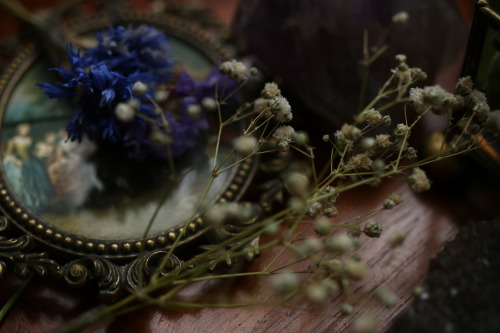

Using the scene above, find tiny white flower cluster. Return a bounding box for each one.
[252,82,293,123]
[308,185,338,218]
[357,108,382,126]
[392,54,427,84]
[408,167,431,192]
[269,95,293,122]
[219,59,250,82]
[409,85,459,115]
[273,125,295,151]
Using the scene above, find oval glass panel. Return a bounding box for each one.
[0,34,237,241]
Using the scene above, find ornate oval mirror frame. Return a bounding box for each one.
[0,4,278,300]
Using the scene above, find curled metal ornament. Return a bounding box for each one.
[62,257,122,300]
[126,250,183,290]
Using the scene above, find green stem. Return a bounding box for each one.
[0,275,32,322]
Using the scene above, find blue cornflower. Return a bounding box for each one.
[82,25,174,85]
[37,26,236,161]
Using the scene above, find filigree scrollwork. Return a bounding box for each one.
[125,251,183,290]
[62,257,122,300]
[0,216,61,279]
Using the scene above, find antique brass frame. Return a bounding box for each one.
[0,3,282,300]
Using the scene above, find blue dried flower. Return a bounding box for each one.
[37,26,234,161]
[82,25,174,85]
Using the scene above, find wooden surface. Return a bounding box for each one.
[1,167,499,333]
[1,0,498,332]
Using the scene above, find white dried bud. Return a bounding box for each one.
[340,303,354,315]
[408,167,431,192]
[273,125,295,143]
[305,282,329,304]
[201,97,217,111]
[261,82,281,99]
[293,131,309,146]
[285,172,309,197]
[154,90,169,103]
[486,110,500,134]
[358,108,382,126]
[375,286,398,308]
[308,201,322,217]
[394,123,410,137]
[219,59,249,81]
[233,135,257,155]
[322,134,330,142]
[375,134,391,150]
[126,98,140,111]
[314,217,332,236]
[271,273,298,295]
[341,123,361,141]
[269,95,293,122]
[363,220,383,238]
[344,260,369,280]
[250,67,259,76]
[324,234,355,253]
[115,103,135,122]
[359,137,376,151]
[395,54,407,63]
[392,11,409,25]
[132,81,148,95]
[150,129,172,145]
[278,141,289,151]
[383,193,403,209]
[372,159,386,172]
[254,98,270,116]
[353,313,377,333]
[187,104,201,117]
[288,197,306,213]
[455,76,474,95]
[345,154,373,171]
[297,238,322,257]
[387,232,407,248]
[382,115,392,126]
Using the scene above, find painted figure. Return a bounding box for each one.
[3,123,54,212]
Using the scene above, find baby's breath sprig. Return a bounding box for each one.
[52,45,500,333]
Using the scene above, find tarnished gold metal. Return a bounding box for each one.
[0,1,290,300]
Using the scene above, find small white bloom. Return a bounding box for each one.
[115,103,135,122]
[324,234,355,253]
[455,76,474,95]
[132,81,148,95]
[341,123,361,141]
[394,123,411,137]
[285,172,309,197]
[187,104,202,117]
[201,97,217,111]
[154,90,169,103]
[408,167,431,192]
[296,238,322,257]
[293,131,309,146]
[219,59,249,81]
[269,95,293,122]
[271,273,298,295]
[358,108,382,126]
[273,125,295,143]
[375,134,391,149]
[395,54,407,63]
[392,11,409,25]
[233,135,257,155]
[261,82,281,99]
